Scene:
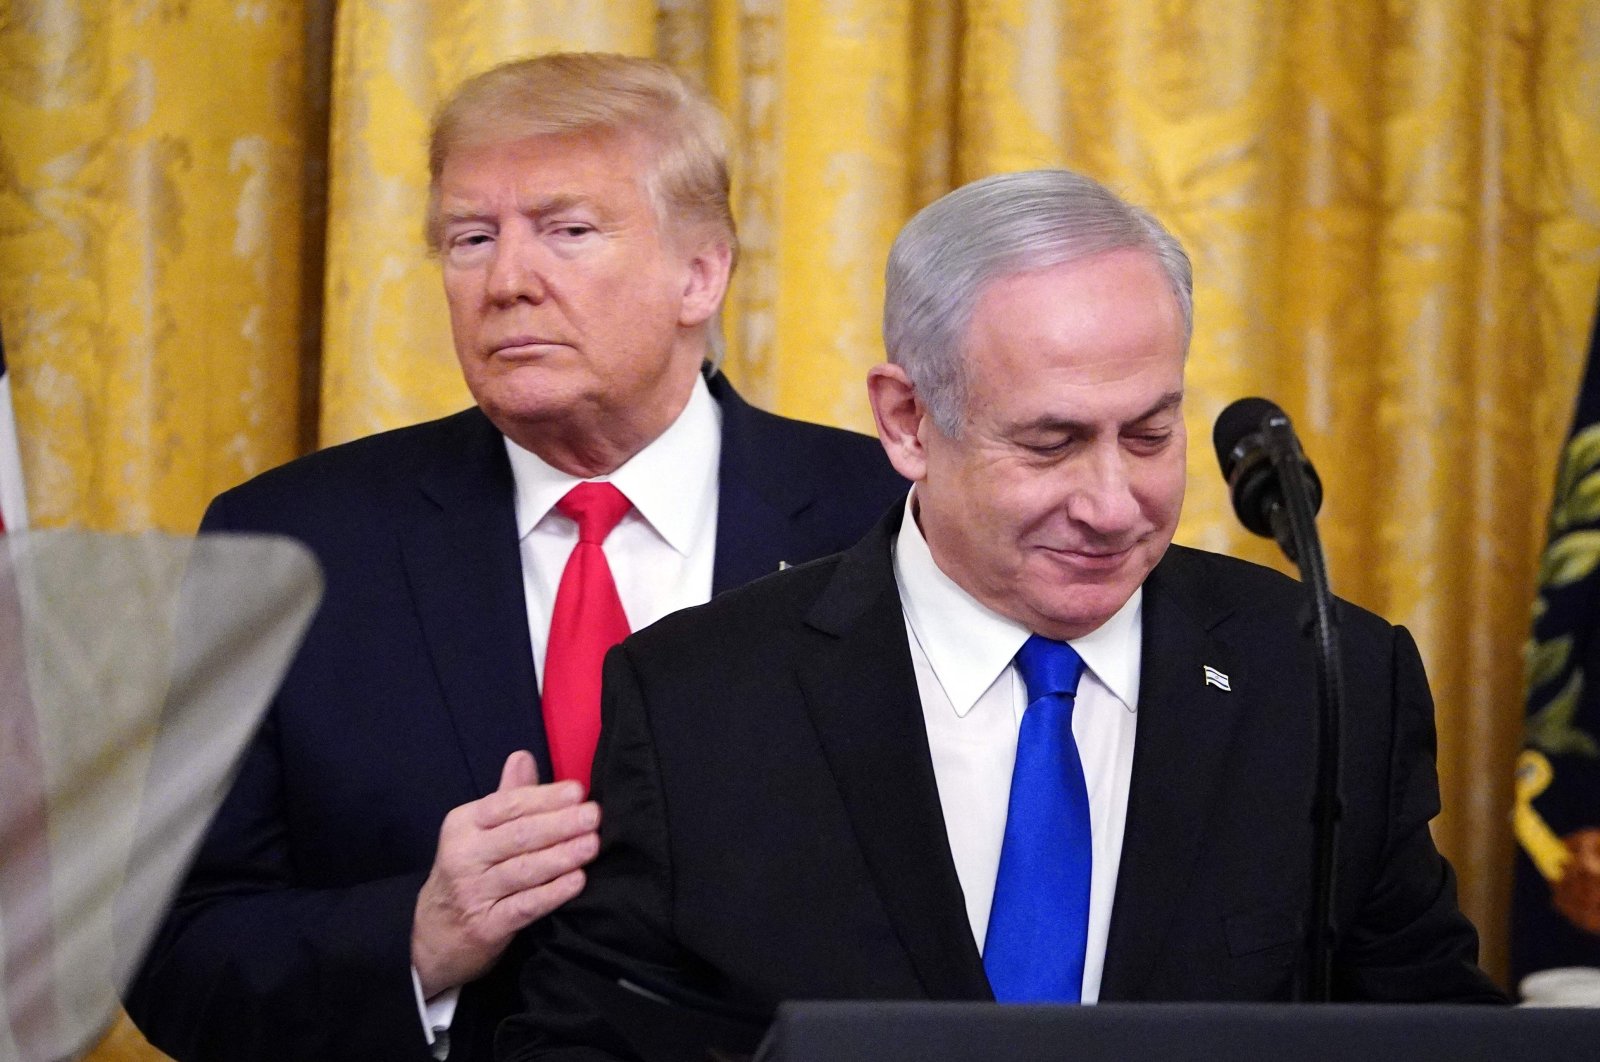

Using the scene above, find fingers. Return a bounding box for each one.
[499,749,539,791]
[478,828,599,905]
[412,790,601,996]
[472,772,587,831]
[475,798,600,867]
[494,867,588,928]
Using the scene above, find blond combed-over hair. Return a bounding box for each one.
[424,52,736,262]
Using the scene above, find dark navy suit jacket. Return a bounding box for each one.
[125,375,907,1062]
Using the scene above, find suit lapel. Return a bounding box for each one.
[709,374,823,594]
[1099,547,1246,999]
[400,411,549,794]
[795,513,992,1001]
[711,465,795,595]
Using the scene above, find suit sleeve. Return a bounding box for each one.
[125,725,438,1061]
[498,645,766,1062]
[1332,625,1507,1003]
[123,494,461,1062]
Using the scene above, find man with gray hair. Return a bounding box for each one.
[500,168,1502,1061]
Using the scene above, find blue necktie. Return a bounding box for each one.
[983,634,1091,1003]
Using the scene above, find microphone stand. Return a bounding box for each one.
[1259,413,1343,1004]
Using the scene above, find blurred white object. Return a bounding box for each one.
[1519,966,1600,1007]
[0,531,321,1062]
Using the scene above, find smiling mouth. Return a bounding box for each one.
[1044,545,1136,571]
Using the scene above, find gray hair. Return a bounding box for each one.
[883,169,1193,435]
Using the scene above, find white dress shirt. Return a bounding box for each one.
[892,493,1140,1003]
[415,376,722,1053]
[506,374,722,685]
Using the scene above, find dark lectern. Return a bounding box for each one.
[756,1002,1598,1062]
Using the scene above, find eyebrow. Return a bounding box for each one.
[1010,389,1185,436]
[524,193,596,218]
[437,193,601,228]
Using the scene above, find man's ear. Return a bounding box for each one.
[678,238,733,328]
[866,363,929,482]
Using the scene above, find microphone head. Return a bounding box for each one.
[1212,396,1285,483]
[1212,397,1323,543]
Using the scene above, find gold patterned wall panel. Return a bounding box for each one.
[1364,0,1521,945]
[0,0,314,533]
[318,0,655,445]
[1537,6,1600,468]
[723,1,919,432]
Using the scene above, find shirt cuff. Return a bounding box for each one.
[411,965,460,1061]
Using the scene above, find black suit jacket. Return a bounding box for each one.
[125,376,907,1062]
[500,505,1504,1062]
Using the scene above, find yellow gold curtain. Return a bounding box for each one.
[0,2,318,533]
[2,3,1599,1057]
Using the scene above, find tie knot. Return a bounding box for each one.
[1014,635,1086,704]
[556,482,632,544]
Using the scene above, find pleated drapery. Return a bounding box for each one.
[3,3,1599,1056]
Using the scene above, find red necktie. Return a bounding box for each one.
[543,482,633,789]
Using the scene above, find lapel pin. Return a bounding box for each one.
[1203,665,1231,691]
[778,561,791,570]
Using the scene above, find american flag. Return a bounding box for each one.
[0,328,27,531]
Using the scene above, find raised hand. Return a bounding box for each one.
[411,751,600,997]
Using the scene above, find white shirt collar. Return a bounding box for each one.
[893,491,1143,717]
[503,374,722,555]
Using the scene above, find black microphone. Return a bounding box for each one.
[1212,397,1322,541]
[1214,397,1343,1004]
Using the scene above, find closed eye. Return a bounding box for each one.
[1124,431,1174,454]
[1020,437,1078,458]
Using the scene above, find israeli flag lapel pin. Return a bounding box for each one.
[1203,665,1231,692]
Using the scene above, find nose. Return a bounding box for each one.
[485,226,546,306]
[1065,446,1141,538]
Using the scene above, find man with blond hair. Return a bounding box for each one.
[126,53,903,1062]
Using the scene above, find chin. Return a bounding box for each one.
[481,392,555,419]
[476,376,583,416]
[1030,589,1127,639]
